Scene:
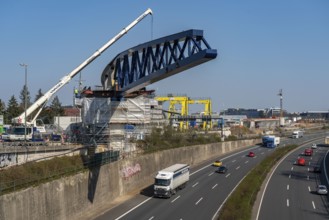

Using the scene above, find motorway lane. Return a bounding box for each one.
[95,146,275,220]
[257,141,329,220]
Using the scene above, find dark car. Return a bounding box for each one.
[216,166,228,173]
[313,166,321,173]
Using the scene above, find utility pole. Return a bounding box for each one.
[278,89,283,126]
[20,63,28,144]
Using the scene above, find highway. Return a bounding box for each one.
[94,132,327,220]
[95,145,275,220]
[257,139,329,219]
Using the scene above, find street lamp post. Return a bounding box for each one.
[20,63,28,144]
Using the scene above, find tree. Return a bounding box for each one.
[48,96,65,124]
[19,84,31,109]
[34,89,44,102]
[5,95,21,124]
[0,99,6,124]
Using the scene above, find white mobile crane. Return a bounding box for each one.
[2,8,153,142]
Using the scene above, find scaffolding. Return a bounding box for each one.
[80,95,164,152]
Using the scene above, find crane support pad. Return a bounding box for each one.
[101,29,217,96]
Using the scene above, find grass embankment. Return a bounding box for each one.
[219,144,298,220]
[0,155,86,195]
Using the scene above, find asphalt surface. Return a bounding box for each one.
[93,132,328,220]
[94,145,276,220]
[257,139,329,220]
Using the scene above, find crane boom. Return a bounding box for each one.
[12,8,153,125]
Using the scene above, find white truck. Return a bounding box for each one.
[262,135,280,148]
[292,130,304,139]
[154,164,189,198]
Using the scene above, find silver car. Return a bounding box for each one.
[317,185,328,195]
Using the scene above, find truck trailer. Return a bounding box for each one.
[262,135,280,148]
[154,164,189,198]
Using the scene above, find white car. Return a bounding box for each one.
[311,143,317,149]
[317,185,328,195]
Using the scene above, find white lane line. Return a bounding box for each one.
[307,176,309,180]
[312,201,316,209]
[192,182,199,188]
[195,197,203,205]
[225,173,231,178]
[114,197,152,220]
[308,168,310,172]
[245,160,249,164]
[308,186,311,192]
[190,145,260,176]
[209,172,214,176]
[212,184,218,189]
[287,199,290,207]
[311,157,313,160]
[291,167,294,171]
[254,156,257,158]
[236,166,240,170]
[171,195,180,203]
[148,216,154,220]
[261,152,265,155]
[232,159,236,163]
[287,185,289,190]
[289,174,291,179]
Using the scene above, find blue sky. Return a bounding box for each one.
[1,0,328,113]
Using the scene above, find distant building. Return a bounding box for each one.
[300,111,329,121]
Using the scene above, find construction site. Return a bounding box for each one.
[0,8,218,162]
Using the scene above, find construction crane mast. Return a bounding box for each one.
[3,8,153,142]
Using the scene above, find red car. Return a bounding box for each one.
[248,152,255,157]
[297,157,306,166]
[304,148,313,156]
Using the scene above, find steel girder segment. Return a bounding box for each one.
[101,29,217,96]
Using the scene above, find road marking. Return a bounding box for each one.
[261,152,265,155]
[114,197,152,220]
[307,175,309,180]
[287,185,289,190]
[311,157,313,160]
[245,160,249,164]
[148,216,154,220]
[171,195,180,203]
[195,197,203,205]
[208,172,214,176]
[287,199,289,207]
[190,145,260,176]
[308,186,311,192]
[192,182,199,187]
[309,162,311,165]
[254,156,257,158]
[291,167,294,171]
[312,201,316,209]
[225,173,231,178]
[308,168,310,172]
[212,184,218,189]
[289,174,291,179]
[236,166,240,170]
[232,159,236,163]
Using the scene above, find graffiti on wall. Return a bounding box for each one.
[120,163,141,179]
[0,153,17,168]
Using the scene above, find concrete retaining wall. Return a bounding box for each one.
[0,139,259,220]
